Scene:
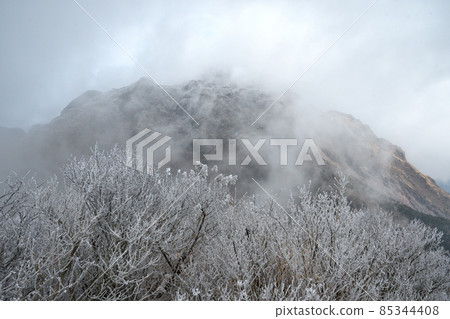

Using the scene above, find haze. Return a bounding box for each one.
[0,0,449,187]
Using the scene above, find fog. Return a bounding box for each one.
[0,0,449,186]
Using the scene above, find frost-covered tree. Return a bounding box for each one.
[0,147,448,300]
[178,177,449,300]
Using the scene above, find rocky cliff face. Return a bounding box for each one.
[313,111,450,218]
[1,78,448,221]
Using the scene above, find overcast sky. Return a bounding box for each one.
[0,0,449,185]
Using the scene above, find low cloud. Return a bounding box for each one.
[0,0,449,183]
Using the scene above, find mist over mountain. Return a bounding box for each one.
[0,78,449,226]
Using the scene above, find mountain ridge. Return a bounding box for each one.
[0,78,448,221]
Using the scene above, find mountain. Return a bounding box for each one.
[1,77,449,227]
[313,111,450,218]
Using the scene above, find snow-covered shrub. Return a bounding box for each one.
[0,147,448,300]
[175,176,449,300]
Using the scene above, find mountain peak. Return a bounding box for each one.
[1,78,448,221]
[60,89,102,115]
